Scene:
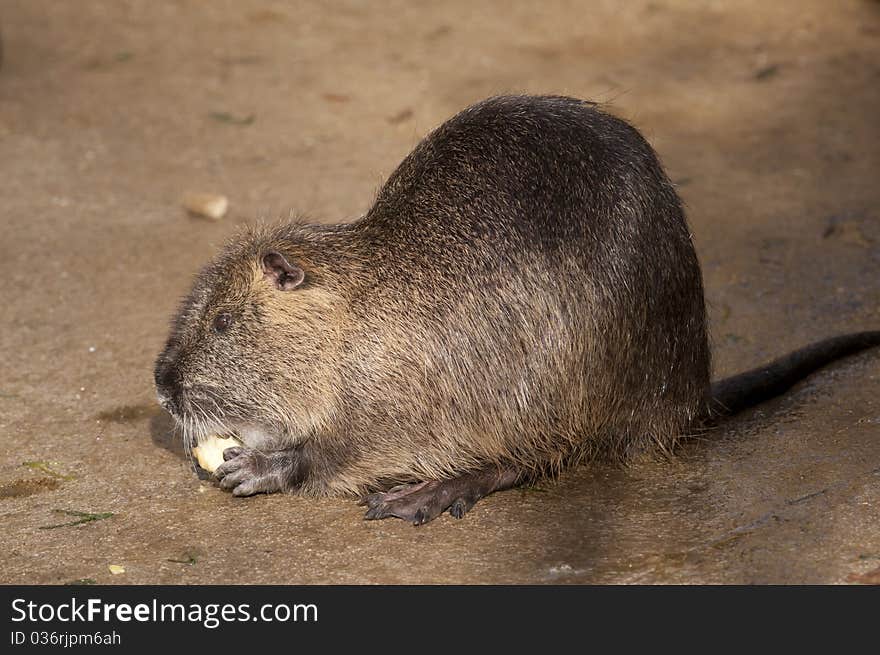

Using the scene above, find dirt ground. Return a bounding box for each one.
[1,0,879,585]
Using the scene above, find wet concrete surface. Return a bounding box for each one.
[1,0,879,584]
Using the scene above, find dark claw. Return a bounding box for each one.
[214,457,242,482]
[413,507,429,526]
[449,498,468,519]
[223,446,244,461]
[218,469,248,490]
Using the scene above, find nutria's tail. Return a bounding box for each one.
[709,331,880,418]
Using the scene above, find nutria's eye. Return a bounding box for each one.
[213,312,233,334]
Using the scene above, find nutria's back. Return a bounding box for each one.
[344,95,710,472]
[156,95,710,497]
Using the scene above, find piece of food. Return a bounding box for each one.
[193,434,242,473]
[182,192,228,220]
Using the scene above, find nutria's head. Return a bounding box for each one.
[154,225,344,449]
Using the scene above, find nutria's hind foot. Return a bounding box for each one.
[359,467,520,525]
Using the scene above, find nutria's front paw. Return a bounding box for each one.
[214,447,287,497]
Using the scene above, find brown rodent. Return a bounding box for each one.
[154,95,880,525]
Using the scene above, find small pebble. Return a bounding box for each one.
[182,192,228,220]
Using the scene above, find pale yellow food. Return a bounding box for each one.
[193,434,242,473]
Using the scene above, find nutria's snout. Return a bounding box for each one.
[154,356,183,417]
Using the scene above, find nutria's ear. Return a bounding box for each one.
[262,251,305,291]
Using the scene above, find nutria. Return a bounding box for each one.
[154,94,880,525]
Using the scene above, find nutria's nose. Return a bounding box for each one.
[154,360,182,414]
